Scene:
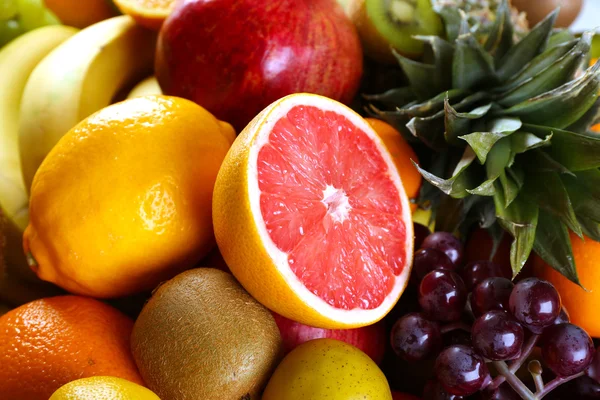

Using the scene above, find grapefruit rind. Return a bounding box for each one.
[213,93,413,328]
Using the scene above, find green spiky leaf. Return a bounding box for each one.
[525,149,574,175]
[496,9,558,81]
[363,87,416,109]
[523,171,583,238]
[525,124,600,171]
[366,5,600,285]
[459,118,521,163]
[500,62,600,128]
[563,173,600,223]
[495,40,577,93]
[483,0,513,59]
[453,33,496,90]
[533,210,581,285]
[393,52,439,100]
[497,33,590,107]
[510,132,552,153]
[445,101,493,144]
[567,98,600,134]
[499,171,520,207]
[415,35,455,91]
[435,6,463,43]
[414,147,477,198]
[578,216,600,242]
[494,189,539,278]
[407,113,447,150]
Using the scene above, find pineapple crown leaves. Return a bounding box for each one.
[366,1,600,284]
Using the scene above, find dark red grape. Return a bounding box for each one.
[443,329,472,348]
[423,380,465,400]
[542,323,595,376]
[421,232,464,267]
[554,307,570,325]
[411,248,455,285]
[471,277,514,317]
[472,311,524,361]
[509,278,561,333]
[460,260,512,290]
[550,375,600,399]
[479,383,520,399]
[587,346,600,383]
[419,270,468,322]
[414,223,432,249]
[391,313,442,362]
[435,345,490,396]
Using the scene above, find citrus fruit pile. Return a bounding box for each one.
[2,0,600,399]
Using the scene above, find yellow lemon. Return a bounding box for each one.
[24,95,234,298]
[50,376,160,400]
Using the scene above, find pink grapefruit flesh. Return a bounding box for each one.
[257,105,410,311]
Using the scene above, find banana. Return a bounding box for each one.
[1,206,62,307]
[19,15,157,191]
[0,25,77,292]
[126,75,162,99]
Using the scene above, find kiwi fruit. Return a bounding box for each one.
[339,0,443,63]
[131,268,283,400]
[365,0,444,60]
[511,0,583,28]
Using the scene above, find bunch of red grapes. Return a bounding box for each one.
[390,225,600,399]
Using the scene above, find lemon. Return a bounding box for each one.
[49,376,160,400]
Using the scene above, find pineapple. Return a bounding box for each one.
[366,0,600,284]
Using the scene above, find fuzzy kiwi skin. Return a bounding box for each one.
[131,268,283,400]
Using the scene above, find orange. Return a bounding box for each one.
[113,0,176,30]
[366,118,421,212]
[213,93,414,329]
[536,232,600,338]
[43,0,119,28]
[24,96,234,298]
[0,295,143,400]
[50,376,160,400]
[592,123,600,133]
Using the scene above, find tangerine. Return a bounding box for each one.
[365,118,421,212]
[43,0,119,28]
[113,0,176,30]
[536,232,600,338]
[0,295,143,400]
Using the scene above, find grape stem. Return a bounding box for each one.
[492,361,536,399]
[487,334,540,390]
[536,371,586,399]
[490,346,587,399]
[528,360,544,392]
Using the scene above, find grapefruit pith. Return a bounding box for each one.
[213,93,413,329]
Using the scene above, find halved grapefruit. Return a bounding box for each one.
[212,93,414,329]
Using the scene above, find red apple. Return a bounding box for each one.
[156,0,363,131]
[272,312,386,364]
